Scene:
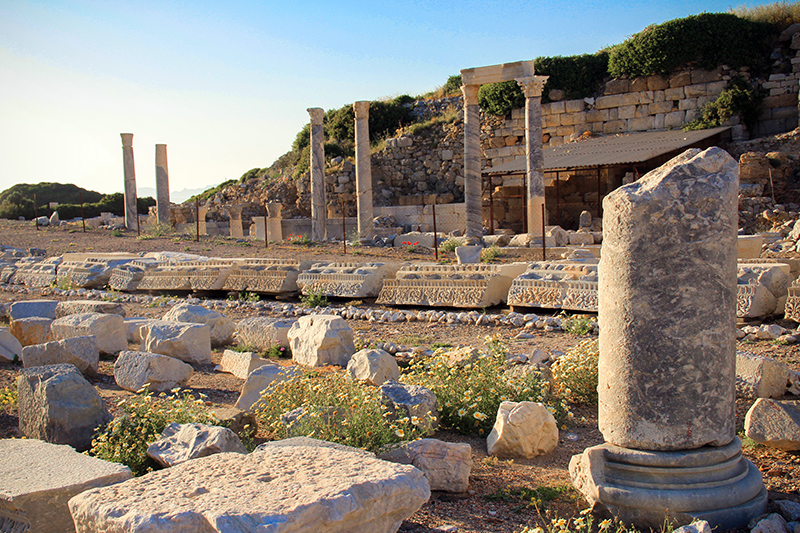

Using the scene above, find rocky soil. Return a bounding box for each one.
[0,220,799,533]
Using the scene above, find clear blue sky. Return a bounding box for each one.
[0,0,778,198]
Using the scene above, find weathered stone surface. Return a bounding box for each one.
[288,314,355,367]
[69,438,430,533]
[9,299,59,320]
[0,326,23,363]
[380,380,439,432]
[745,399,800,451]
[114,350,193,392]
[455,245,481,264]
[751,513,791,533]
[162,303,235,347]
[673,521,712,533]
[347,348,400,385]
[10,316,53,346]
[55,299,126,318]
[379,438,472,492]
[124,317,156,343]
[234,364,299,412]
[139,320,212,364]
[51,312,126,354]
[22,335,100,375]
[146,422,246,467]
[218,349,272,379]
[737,351,790,398]
[487,401,558,458]
[17,364,111,451]
[775,500,800,522]
[0,439,131,533]
[297,262,400,298]
[598,148,739,450]
[208,407,257,436]
[235,317,295,350]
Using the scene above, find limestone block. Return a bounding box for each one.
[234,363,299,412]
[674,521,712,533]
[55,299,126,318]
[547,225,569,247]
[346,348,400,386]
[17,364,111,451]
[218,349,272,379]
[745,399,800,451]
[739,265,791,299]
[146,422,246,467]
[162,302,235,347]
[22,335,100,375]
[51,312,126,354]
[455,245,481,264]
[487,401,558,458]
[9,299,59,320]
[380,380,439,432]
[139,320,212,365]
[10,317,53,346]
[0,439,131,533]
[297,262,401,299]
[736,351,790,398]
[124,317,157,343]
[379,438,472,493]
[738,281,779,318]
[114,350,193,392]
[0,326,23,363]
[68,439,430,533]
[775,500,800,522]
[288,314,355,367]
[235,317,296,350]
[568,231,594,245]
[208,407,257,436]
[751,514,791,533]
[738,235,764,259]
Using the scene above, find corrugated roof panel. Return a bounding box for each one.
[484,126,731,174]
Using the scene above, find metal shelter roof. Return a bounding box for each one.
[483,126,731,174]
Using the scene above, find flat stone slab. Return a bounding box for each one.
[9,299,59,320]
[297,262,401,298]
[10,316,53,346]
[51,312,126,354]
[69,439,430,533]
[0,439,131,533]
[55,300,126,318]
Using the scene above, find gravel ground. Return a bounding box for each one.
[1,219,799,532]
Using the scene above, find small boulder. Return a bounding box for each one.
[208,407,257,436]
[138,321,212,365]
[162,303,235,347]
[146,422,246,467]
[347,348,399,386]
[22,335,100,375]
[9,299,59,320]
[17,364,111,451]
[751,513,791,533]
[379,438,472,493]
[124,317,156,343]
[234,364,299,412]
[114,350,193,393]
[380,380,439,432]
[776,499,800,522]
[235,317,296,349]
[744,398,800,451]
[0,327,23,363]
[737,351,790,398]
[218,349,272,379]
[9,317,53,346]
[51,312,126,354]
[487,401,558,458]
[673,520,712,533]
[288,314,355,367]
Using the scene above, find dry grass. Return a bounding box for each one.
[731,1,800,30]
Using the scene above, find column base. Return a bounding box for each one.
[569,438,766,530]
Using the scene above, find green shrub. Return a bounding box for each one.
[684,76,763,130]
[402,336,571,436]
[253,369,433,452]
[535,53,610,103]
[560,313,596,335]
[300,287,329,308]
[265,341,291,359]
[90,388,218,476]
[479,80,525,116]
[608,13,773,78]
[551,339,599,405]
[480,244,502,263]
[439,237,464,253]
[441,75,462,96]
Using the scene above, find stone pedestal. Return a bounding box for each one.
[197,204,209,235]
[267,202,283,242]
[308,107,326,242]
[461,85,482,243]
[354,101,374,242]
[155,144,170,226]
[570,147,766,529]
[228,205,244,239]
[120,133,137,230]
[515,76,549,238]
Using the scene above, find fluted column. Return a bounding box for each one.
[308,108,326,241]
[515,75,549,238]
[155,144,170,226]
[353,101,374,243]
[120,133,137,230]
[461,84,481,243]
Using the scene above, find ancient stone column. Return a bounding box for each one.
[228,204,244,239]
[353,101,374,243]
[515,75,549,238]
[120,133,137,230]
[308,107,326,242]
[570,147,766,529]
[197,204,209,236]
[155,144,170,226]
[461,84,481,243]
[266,202,283,242]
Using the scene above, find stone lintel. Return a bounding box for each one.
[461,60,535,86]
